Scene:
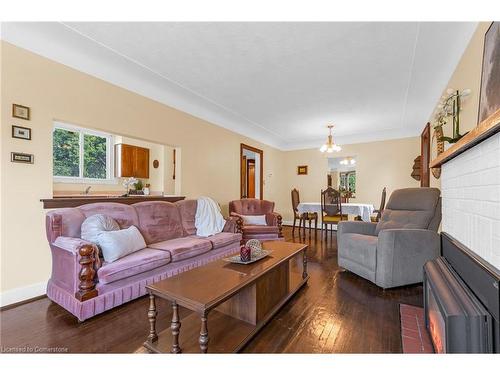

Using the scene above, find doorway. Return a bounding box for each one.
[240,143,263,200]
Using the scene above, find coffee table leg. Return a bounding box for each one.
[199,312,209,353]
[171,301,182,354]
[147,292,158,343]
[302,249,308,279]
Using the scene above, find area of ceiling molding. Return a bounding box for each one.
[1,22,478,150]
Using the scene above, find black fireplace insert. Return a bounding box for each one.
[423,233,500,353]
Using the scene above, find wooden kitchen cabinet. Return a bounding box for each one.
[115,144,150,178]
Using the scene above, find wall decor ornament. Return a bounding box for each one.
[431,125,444,179]
[12,104,30,120]
[12,125,32,140]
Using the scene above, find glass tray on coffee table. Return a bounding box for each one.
[223,250,273,265]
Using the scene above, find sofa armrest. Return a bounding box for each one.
[376,229,440,288]
[337,221,377,236]
[51,237,99,301]
[265,213,283,237]
[223,216,242,234]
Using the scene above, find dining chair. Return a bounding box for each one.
[371,187,387,222]
[291,188,317,237]
[320,187,344,239]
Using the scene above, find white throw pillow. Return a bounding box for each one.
[240,214,267,226]
[97,225,146,263]
[81,214,120,243]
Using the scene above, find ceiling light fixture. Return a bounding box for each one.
[340,157,356,165]
[320,125,341,153]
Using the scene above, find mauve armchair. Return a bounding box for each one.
[337,188,442,289]
[229,199,283,241]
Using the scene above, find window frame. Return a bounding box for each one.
[53,121,116,184]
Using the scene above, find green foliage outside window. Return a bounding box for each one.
[53,128,80,177]
[83,134,107,179]
[53,127,108,179]
[340,171,356,197]
[348,172,356,194]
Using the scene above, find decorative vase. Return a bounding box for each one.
[143,187,150,195]
[240,245,251,262]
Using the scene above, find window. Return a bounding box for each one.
[340,171,356,197]
[53,122,113,183]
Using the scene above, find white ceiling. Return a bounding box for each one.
[1,22,477,150]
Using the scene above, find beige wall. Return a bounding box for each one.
[429,22,491,188]
[281,137,420,222]
[0,41,285,293]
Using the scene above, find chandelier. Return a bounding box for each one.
[319,125,341,153]
[340,157,355,165]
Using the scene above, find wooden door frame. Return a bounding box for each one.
[240,143,263,200]
[246,159,256,198]
[420,123,430,187]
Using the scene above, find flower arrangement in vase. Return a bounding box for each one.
[122,177,138,196]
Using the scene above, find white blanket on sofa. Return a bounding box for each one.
[195,196,226,237]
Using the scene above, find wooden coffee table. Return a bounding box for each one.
[143,241,308,353]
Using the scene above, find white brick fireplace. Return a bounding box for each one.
[440,132,500,269]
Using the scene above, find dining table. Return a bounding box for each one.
[297,202,375,222]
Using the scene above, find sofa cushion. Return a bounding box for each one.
[149,237,212,262]
[97,225,147,263]
[240,214,267,225]
[202,232,241,249]
[133,202,184,244]
[81,214,120,244]
[175,200,197,236]
[375,209,434,235]
[79,203,139,230]
[229,199,275,215]
[243,225,279,234]
[375,187,440,235]
[97,248,171,284]
[340,233,378,271]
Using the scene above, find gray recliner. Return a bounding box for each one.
[337,188,441,289]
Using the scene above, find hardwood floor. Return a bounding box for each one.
[0,227,423,353]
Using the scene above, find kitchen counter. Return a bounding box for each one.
[41,194,185,209]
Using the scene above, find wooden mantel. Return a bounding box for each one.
[430,108,500,168]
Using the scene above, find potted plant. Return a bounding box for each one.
[133,179,144,195]
[122,177,138,196]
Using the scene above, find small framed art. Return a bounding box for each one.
[297,165,308,175]
[12,125,32,140]
[12,104,30,120]
[11,152,34,164]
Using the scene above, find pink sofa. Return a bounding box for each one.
[45,200,242,321]
[229,199,283,241]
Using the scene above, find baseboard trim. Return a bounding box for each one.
[0,282,47,309]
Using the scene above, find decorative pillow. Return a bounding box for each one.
[240,214,267,226]
[81,214,120,243]
[97,225,146,263]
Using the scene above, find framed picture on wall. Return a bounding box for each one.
[12,125,32,140]
[297,165,308,175]
[11,152,34,164]
[12,104,30,120]
[478,22,500,124]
